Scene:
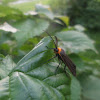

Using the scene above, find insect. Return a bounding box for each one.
[46,32,76,76]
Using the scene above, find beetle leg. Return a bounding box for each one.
[55,59,62,75]
[43,55,57,64]
[64,65,70,77]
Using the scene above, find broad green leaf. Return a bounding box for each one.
[69,54,96,76]
[0,55,16,79]
[56,31,97,53]
[0,37,70,100]
[78,50,100,76]
[35,4,54,19]
[12,37,54,72]
[0,77,9,100]
[70,77,81,100]
[80,75,100,100]
[12,18,49,46]
[0,72,67,100]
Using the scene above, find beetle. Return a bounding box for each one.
[46,32,76,76]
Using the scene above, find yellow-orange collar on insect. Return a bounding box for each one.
[54,47,62,54]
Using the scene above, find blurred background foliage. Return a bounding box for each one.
[0,0,100,100]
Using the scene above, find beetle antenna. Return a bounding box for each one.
[45,31,57,49]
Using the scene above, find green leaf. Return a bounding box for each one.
[0,55,16,79]
[80,75,100,100]
[0,77,9,100]
[35,4,54,19]
[0,37,71,100]
[0,72,67,100]
[70,77,81,100]
[56,31,97,53]
[12,37,54,72]
[13,18,49,46]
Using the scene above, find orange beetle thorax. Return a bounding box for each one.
[54,47,62,54]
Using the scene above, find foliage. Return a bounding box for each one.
[9,0,51,13]
[35,4,54,19]
[12,18,49,46]
[48,0,100,30]
[56,30,97,53]
[70,77,81,100]
[0,5,23,21]
[48,0,68,15]
[0,1,100,100]
[0,55,15,79]
[67,0,100,30]
[1,0,17,5]
[0,37,70,100]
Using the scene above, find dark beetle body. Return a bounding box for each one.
[54,48,76,76]
[46,32,76,76]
